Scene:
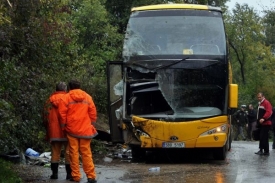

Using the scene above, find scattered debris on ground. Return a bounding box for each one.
[22,141,133,167]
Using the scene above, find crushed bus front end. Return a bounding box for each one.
[107,3,238,160]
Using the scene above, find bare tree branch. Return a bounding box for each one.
[6,0,12,8]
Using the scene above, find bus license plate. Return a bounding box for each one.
[162,142,185,148]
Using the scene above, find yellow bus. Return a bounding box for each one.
[107,3,238,160]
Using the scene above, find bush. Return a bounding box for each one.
[0,158,22,183]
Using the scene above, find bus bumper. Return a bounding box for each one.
[196,133,227,147]
[140,133,227,148]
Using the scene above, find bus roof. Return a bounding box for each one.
[131,4,222,12]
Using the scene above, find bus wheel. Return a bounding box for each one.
[130,145,146,162]
[213,145,226,160]
[228,132,232,151]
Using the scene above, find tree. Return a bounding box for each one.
[0,0,80,153]
[225,3,275,105]
[262,10,275,53]
[69,0,122,112]
[0,0,122,154]
[225,3,263,84]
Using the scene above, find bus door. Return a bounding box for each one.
[107,61,124,143]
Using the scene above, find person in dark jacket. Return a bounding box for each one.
[233,105,248,141]
[247,104,257,141]
[271,108,275,149]
[255,92,272,155]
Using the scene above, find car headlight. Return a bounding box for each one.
[200,124,227,136]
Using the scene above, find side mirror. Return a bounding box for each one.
[229,84,238,108]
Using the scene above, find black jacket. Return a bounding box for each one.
[272,108,275,129]
[247,109,257,123]
[233,110,249,126]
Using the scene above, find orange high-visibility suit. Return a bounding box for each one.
[59,89,97,182]
[43,91,70,164]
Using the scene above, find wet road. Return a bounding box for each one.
[99,141,275,183]
[31,141,275,183]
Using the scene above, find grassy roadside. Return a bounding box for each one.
[0,158,22,183]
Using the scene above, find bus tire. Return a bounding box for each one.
[213,145,226,160]
[228,131,232,151]
[130,145,146,162]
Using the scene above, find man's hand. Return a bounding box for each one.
[259,118,264,123]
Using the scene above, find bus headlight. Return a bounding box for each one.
[200,124,227,136]
[136,129,150,137]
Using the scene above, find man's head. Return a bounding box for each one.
[257,92,264,102]
[69,80,81,90]
[56,82,67,91]
[241,105,246,110]
[249,104,253,109]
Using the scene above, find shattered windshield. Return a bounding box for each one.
[123,62,227,120]
[123,9,226,58]
[156,65,225,118]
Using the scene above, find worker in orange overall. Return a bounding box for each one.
[43,82,71,180]
[58,80,98,183]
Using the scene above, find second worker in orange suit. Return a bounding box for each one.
[58,80,98,183]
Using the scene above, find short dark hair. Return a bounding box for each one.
[56,82,67,91]
[258,92,264,97]
[69,80,81,90]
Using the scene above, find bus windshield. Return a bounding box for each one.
[128,62,226,120]
[123,9,226,59]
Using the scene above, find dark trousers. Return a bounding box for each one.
[273,128,275,149]
[234,125,246,140]
[247,122,256,140]
[259,125,270,152]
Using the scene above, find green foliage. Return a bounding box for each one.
[0,0,121,155]
[0,98,19,153]
[0,0,80,153]
[69,0,122,113]
[263,10,275,52]
[225,3,275,106]
[91,139,108,154]
[0,158,22,183]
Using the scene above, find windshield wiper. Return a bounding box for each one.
[153,57,189,71]
[126,57,189,71]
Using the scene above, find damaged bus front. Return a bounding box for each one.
[107,4,238,160]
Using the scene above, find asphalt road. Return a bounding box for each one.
[18,141,275,183]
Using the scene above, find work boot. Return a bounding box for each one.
[70,177,80,182]
[87,178,97,183]
[65,164,72,180]
[255,150,263,155]
[50,163,59,179]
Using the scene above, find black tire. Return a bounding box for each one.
[130,145,146,162]
[228,130,232,151]
[213,145,226,160]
